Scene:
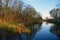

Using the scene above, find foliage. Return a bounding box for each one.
[0,0,42,23]
[0,0,42,34]
[6,27,15,34]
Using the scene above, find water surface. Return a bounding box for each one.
[32,22,60,40]
[0,22,60,40]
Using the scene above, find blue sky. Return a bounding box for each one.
[22,0,58,19]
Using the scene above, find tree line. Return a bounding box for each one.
[0,0,42,24]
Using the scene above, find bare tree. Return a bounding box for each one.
[4,0,10,22]
[0,0,2,19]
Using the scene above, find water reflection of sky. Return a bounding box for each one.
[0,22,60,40]
[32,22,59,40]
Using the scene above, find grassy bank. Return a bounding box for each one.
[0,20,42,34]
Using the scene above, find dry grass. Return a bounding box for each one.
[0,21,31,34]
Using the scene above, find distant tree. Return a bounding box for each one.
[23,5,37,16]
[23,5,42,23]
[50,8,60,19]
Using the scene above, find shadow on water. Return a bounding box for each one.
[50,22,60,40]
[0,23,42,40]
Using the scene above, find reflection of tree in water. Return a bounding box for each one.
[50,23,60,39]
[0,23,42,40]
[21,23,42,40]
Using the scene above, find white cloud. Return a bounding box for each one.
[42,14,51,19]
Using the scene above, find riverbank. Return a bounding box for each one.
[0,19,42,35]
[0,22,31,34]
[45,19,60,25]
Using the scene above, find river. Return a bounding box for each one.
[32,22,60,40]
[0,22,60,40]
